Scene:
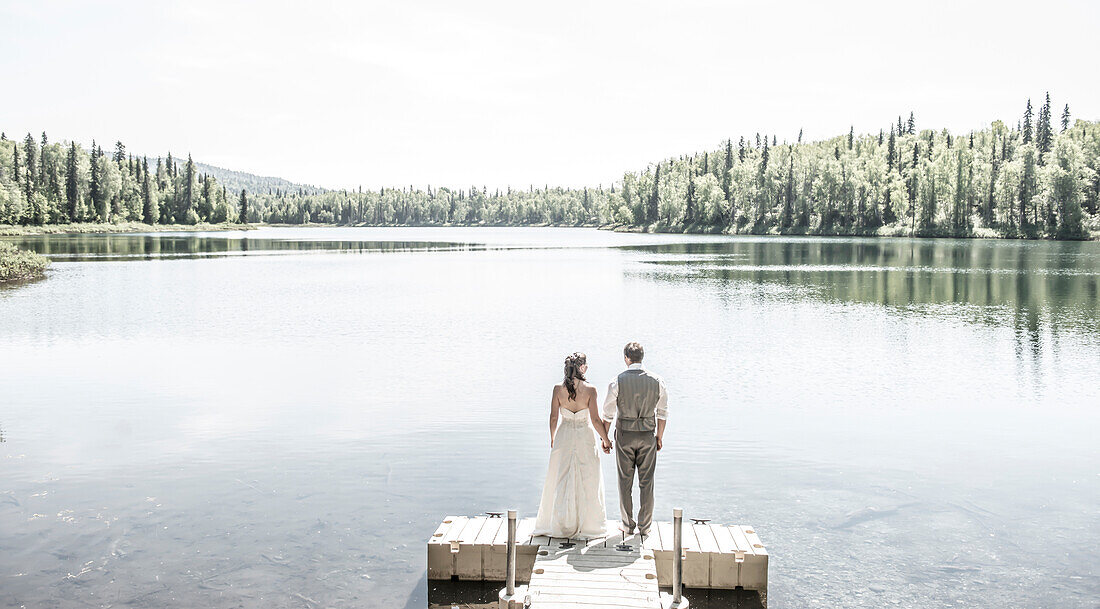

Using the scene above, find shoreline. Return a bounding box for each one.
[2,221,1096,241]
[0,222,255,237]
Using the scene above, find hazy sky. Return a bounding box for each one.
[3,0,1097,189]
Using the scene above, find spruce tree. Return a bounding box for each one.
[848,126,854,150]
[89,141,103,221]
[797,128,803,144]
[907,112,915,135]
[142,159,155,224]
[22,133,37,204]
[1061,104,1070,131]
[738,136,746,162]
[685,169,695,223]
[723,139,733,202]
[887,127,896,171]
[65,142,79,221]
[239,189,249,223]
[780,153,794,229]
[1022,99,1033,143]
[648,163,660,223]
[114,141,126,164]
[182,154,195,220]
[1038,92,1053,161]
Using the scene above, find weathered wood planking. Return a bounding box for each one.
[527,543,661,609]
[427,515,768,592]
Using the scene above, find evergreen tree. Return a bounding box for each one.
[22,133,37,205]
[65,142,79,221]
[142,158,155,224]
[780,152,794,228]
[89,141,104,221]
[647,163,660,223]
[722,139,733,202]
[239,189,249,223]
[797,128,803,144]
[199,173,213,221]
[907,112,915,135]
[738,136,746,162]
[114,141,126,164]
[1061,104,1070,131]
[848,125,854,150]
[182,154,195,221]
[1037,92,1053,161]
[685,169,695,223]
[887,126,896,171]
[1022,99,1033,143]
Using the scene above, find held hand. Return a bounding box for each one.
[655,436,663,451]
[601,438,612,454]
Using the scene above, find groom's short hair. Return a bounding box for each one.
[624,342,644,363]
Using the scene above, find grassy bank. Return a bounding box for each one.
[0,242,49,283]
[608,222,1100,240]
[0,222,254,237]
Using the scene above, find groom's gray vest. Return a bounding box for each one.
[615,369,660,432]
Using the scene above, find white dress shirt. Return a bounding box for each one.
[602,363,668,424]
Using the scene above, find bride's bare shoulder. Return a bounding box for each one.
[576,380,597,394]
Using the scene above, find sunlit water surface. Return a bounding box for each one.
[1,227,1097,608]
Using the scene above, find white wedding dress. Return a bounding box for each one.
[532,406,608,539]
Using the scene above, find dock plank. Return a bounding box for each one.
[428,516,768,594]
[528,543,661,609]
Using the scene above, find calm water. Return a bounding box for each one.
[1,227,1097,609]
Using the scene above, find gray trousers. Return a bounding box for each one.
[614,427,657,533]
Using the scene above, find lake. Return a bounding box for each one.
[1,227,1097,608]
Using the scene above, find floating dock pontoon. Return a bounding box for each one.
[427,509,768,608]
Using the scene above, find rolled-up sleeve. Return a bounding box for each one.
[655,378,668,420]
[602,380,618,422]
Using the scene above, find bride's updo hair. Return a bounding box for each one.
[563,352,587,400]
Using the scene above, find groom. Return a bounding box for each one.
[601,342,668,536]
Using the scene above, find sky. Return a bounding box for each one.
[2,0,1097,190]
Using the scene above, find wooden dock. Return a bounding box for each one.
[428,512,768,607]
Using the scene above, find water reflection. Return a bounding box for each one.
[630,239,1100,357]
[1,234,497,261]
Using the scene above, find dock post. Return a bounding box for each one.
[660,508,689,608]
[498,509,526,609]
[506,509,517,596]
[673,507,684,604]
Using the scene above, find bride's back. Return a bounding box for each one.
[558,380,593,414]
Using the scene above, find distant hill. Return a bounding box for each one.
[193,162,328,196]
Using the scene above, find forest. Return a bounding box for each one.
[1,94,1097,239]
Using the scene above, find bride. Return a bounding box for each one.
[532,352,612,539]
